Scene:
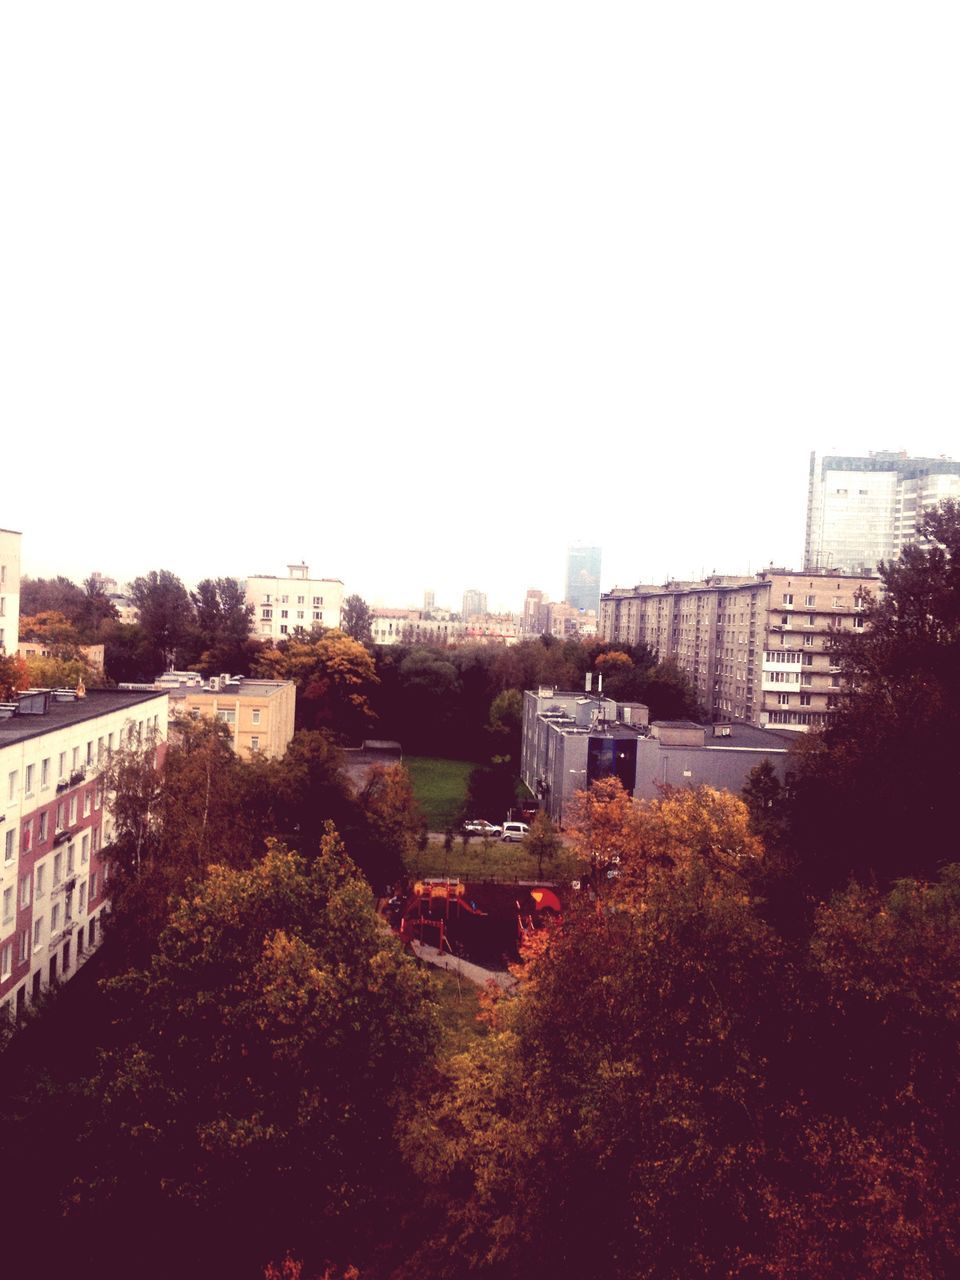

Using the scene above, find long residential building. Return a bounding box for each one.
[601,568,877,732]
[0,686,169,1022]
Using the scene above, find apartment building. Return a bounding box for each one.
[805,450,960,575]
[0,686,169,1022]
[246,563,344,642]
[601,568,877,732]
[159,673,295,759]
[521,688,791,823]
[0,528,21,656]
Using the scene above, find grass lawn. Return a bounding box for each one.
[405,833,578,885]
[404,755,475,830]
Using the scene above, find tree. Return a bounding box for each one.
[564,775,644,894]
[189,577,257,675]
[788,498,960,892]
[254,632,379,743]
[341,594,372,645]
[0,653,27,699]
[522,810,563,878]
[18,610,83,648]
[73,836,439,1278]
[129,570,195,674]
[22,653,104,690]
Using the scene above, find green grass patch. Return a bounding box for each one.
[425,966,487,1053]
[405,833,577,884]
[404,755,475,830]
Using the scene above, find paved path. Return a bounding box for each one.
[411,939,518,991]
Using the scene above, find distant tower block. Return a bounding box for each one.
[565,545,602,614]
[424,589,435,612]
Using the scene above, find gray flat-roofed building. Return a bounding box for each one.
[522,688,793,822]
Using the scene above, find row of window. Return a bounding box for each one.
[2,835,102,921]
[4,718,158,808]
[260,595,325,607]
[3,789,101,863]
[0,910,104,1006]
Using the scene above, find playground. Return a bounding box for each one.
[391,877,565,969]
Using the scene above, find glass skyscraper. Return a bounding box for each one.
[565,545,602,613]
[805,451,960,575]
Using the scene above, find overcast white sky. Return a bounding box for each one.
[2,4,958,613]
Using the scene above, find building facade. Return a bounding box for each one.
[521,688,791,824]
[601,569,877,732]
[565,545,602,614]
[0,528,21,656]
[160,674,296,760]
[0,687,169,1022]
[805,451,960,575]
[246,563,344,642]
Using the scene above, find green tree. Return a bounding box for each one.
[789,498,960,892]
[189,577,257,674]
[129,569,196,673]
[341,594,373,645]
[522,810,563,878]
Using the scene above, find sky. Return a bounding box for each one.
[2,4,958,614]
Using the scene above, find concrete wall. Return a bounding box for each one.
[633,739,790,801]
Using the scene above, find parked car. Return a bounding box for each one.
[500,821,530,843]
[462,819,502,837]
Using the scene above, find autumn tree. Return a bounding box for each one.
[254,632,378,743]
[0,653,27,699]
[73,836,439,1279]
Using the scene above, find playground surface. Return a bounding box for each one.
[412,940,518,991]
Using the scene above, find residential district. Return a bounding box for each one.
[0,449,959,1279]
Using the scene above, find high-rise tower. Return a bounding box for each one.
[565,545,602,613]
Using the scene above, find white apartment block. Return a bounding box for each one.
[0,528,21,656]
[805,451,960,575]
[0,687,168,1023]
[245,563,344,642]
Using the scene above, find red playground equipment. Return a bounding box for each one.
[401,879,489,956]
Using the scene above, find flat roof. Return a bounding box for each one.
[167,680,292,700]
[0,688,166,748]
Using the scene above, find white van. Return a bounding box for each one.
[500,821,530,843]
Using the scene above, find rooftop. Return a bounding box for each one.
[0,688,166,748]
[165,678,292,701]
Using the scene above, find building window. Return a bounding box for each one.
[22,820,32,853]
[854,616,864,628]
[782,594,793,605]
[2,886,12,924]
[86,742,93,765]
[777,693,791,706]
[8,769,18,801]
[280,625,288,635]
[79,881,87,911]
[803,634,814,647]
[250,737,260,753]
[799,693,812,706]
[24,763,34,796]
[252,709,261,725]
[69,796,77,825]
[1,943,11,980]
[804,595,816,607]
[18,929,29,963]
[41,758,50,788]
[82,834,90,864]
[20,874,30,908]
[35,864,45,896]
[280,595,288,605]
[312,596,320,606]
[53,852,62,885]
[90,871,98,899]
[216,708,236,725]
[72,747,79,771]
[51,903,60,932]
[4,827,14,864]
[58,751,66,778]
[280,610,288,619]
[33,917,43,949]
[261,609,273,620]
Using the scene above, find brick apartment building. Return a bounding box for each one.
[0,686,168,1021]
